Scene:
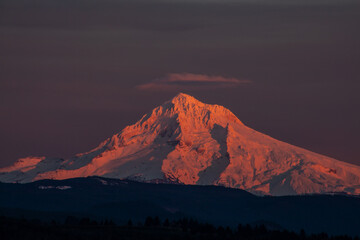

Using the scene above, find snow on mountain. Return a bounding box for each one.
[1,93,360,196]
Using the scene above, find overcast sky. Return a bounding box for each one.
[0,0,359,167]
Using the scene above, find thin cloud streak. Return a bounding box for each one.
[136,73,251,91]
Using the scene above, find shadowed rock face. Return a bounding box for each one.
[1,93,360,196]
[197,124,230,185]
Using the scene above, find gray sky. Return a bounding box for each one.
[0,0,359,167]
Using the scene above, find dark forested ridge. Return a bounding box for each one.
[1,177,360,236]
[1,215,358,240]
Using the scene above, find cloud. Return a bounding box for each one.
[136,73,251,91]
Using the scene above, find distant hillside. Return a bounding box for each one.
[1,176,360,236]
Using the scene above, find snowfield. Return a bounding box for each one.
[1,93,360,196]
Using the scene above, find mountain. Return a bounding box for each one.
[1,93,360,196]
[1,177,360,236]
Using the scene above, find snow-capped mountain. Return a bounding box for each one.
[1,93,360,196]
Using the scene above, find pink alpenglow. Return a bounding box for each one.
[1,93,360,196]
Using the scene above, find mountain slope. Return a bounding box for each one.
[1,93,360,196]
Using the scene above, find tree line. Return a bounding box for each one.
[0,215,358,240]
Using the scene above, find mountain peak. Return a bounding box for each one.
[2,94,360,196]
[172,92,196,101]
[169,92,203,107]
[158,93,242,128]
